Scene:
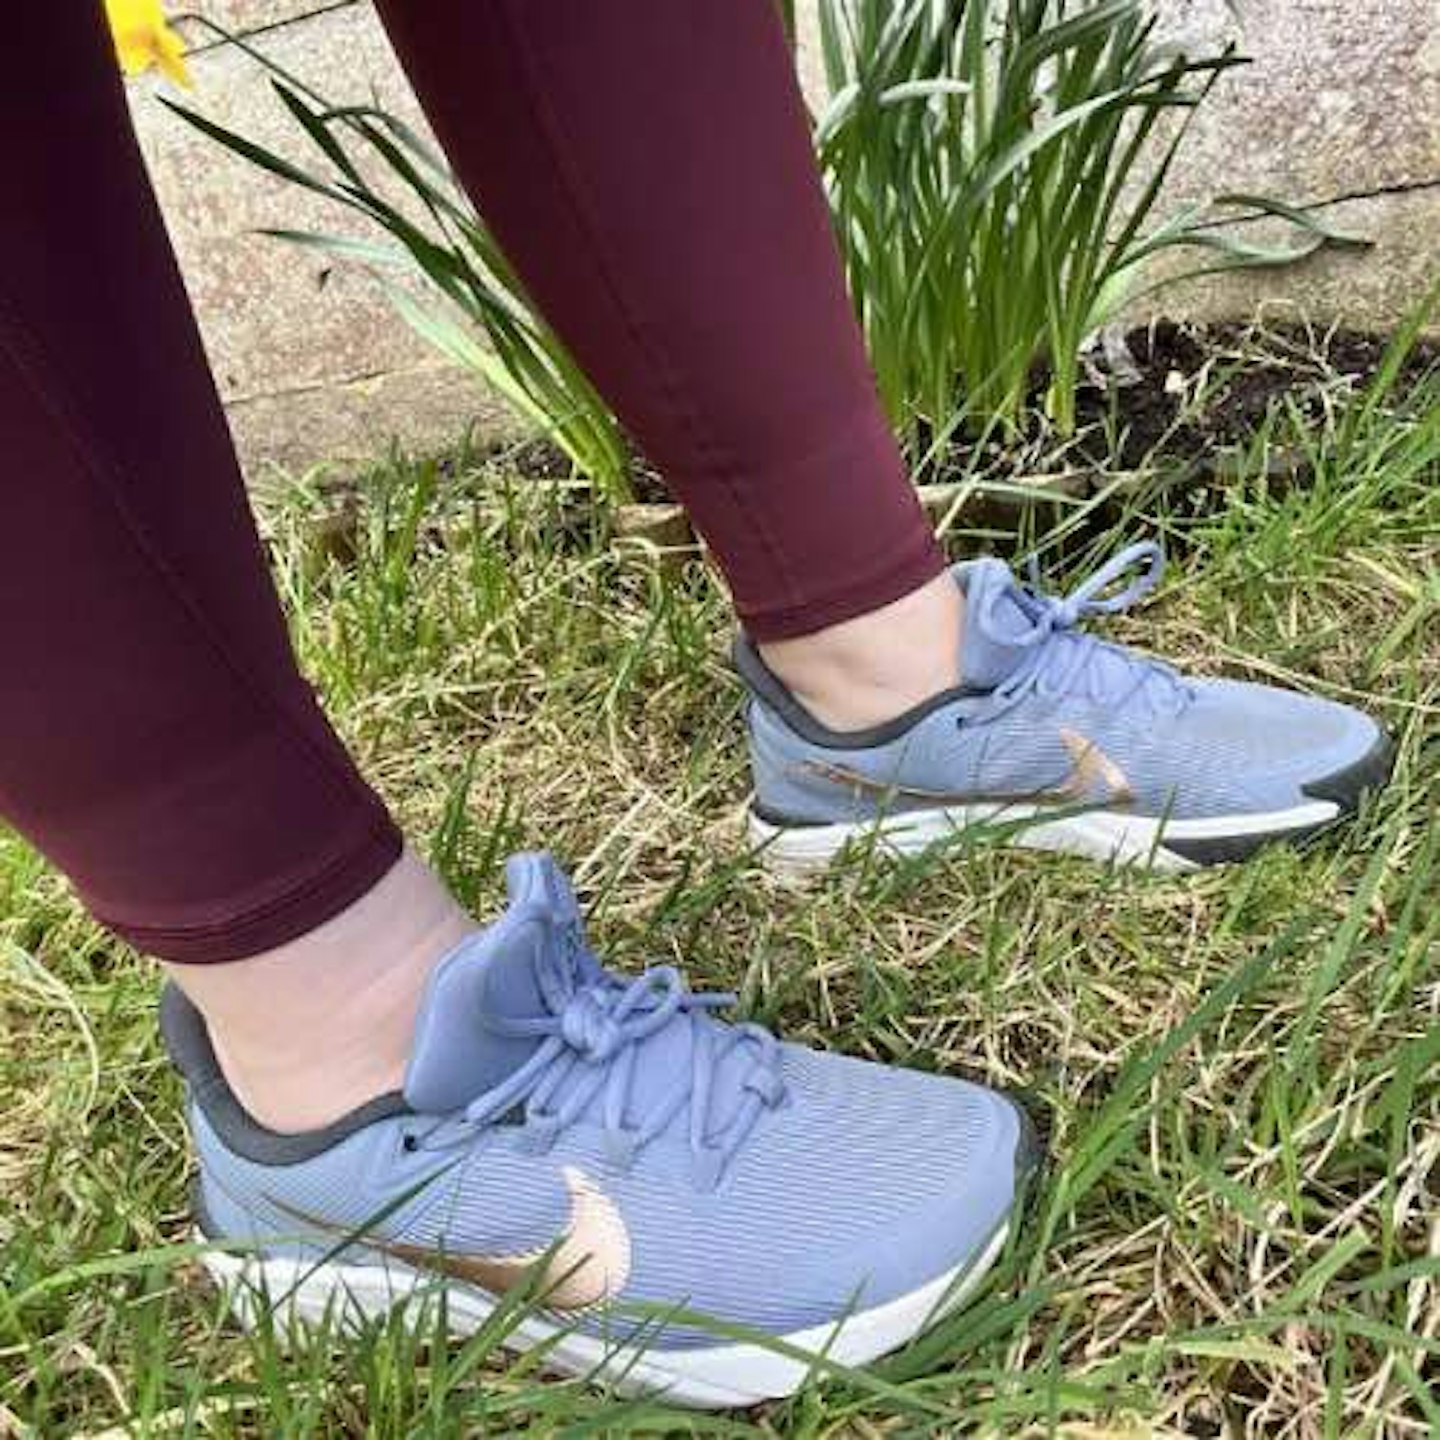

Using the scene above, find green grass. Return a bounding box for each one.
[1,378,1437,1435]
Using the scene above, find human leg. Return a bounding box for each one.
[374,0,1389,863]
[2,3,470,1129]
[3,11,1031,1397]
[374,0,965,729]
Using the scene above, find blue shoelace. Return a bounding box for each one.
[426,928,785,1190]
[977,541,1194,715]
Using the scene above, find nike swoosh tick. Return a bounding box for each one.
[262,1164,631,1312]
[798,728,1134,809]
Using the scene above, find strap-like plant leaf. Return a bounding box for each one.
[172,1,1368,476]
[166,33,631,502]
[816,0,1368,445]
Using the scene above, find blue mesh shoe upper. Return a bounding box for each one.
[177,854,1029,1348]
[745,542,1385,828]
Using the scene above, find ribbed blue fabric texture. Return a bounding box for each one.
[189,855,1025,1350]
[748,545,1381,825]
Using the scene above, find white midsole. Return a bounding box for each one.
[748,798,1340,877]
[200,1221,1010,1410]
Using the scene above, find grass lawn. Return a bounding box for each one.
[1,362,1436,1435]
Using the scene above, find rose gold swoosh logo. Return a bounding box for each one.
[265,1165,630,1312]
[800,727,1133,808]
[1056,727,1134,805]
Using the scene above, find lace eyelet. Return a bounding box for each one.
[742,1066,785,1108]
[401,1133,419,1154]
[519,1110,561,1155]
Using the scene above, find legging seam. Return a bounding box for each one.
[93,824,395,949]
[744,526,943,637]
[0,292,387,832]
[732,400,893,484]
[492,0,799,607]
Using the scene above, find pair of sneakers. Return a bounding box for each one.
[173,544,1389,1408]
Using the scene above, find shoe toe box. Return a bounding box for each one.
[753,1050,1035,1319]
[1182,679,1390,813]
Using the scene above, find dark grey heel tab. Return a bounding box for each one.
[158,982,411,1166]
[731,632,986,750]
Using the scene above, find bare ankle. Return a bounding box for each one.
[164,847,475,1133]
[759,573,964,731]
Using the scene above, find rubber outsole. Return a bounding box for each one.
[199,1216,1013,1409]
[749,796,1341,877]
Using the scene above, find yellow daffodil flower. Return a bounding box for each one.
[105,0,192,87]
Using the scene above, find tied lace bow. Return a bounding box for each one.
[443,930,785,1189]
[975,541,1191,712]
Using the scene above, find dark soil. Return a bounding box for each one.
[307,319,1432,577]
[471,319,1436,502]
[1064,319,1437,473]
[487,436,578,483]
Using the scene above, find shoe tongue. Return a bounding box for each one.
[957,558,1036,689]
[403,852,579,1114]
[404,852,762,1140]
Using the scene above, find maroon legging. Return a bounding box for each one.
[0,2,941,962]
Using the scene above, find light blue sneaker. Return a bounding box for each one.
[167,853,1035,1409]
[740,542,1392,875]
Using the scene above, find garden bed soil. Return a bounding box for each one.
[1065,318,1437,472]
[487,319,1434,510]
[313,316,1429,577]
